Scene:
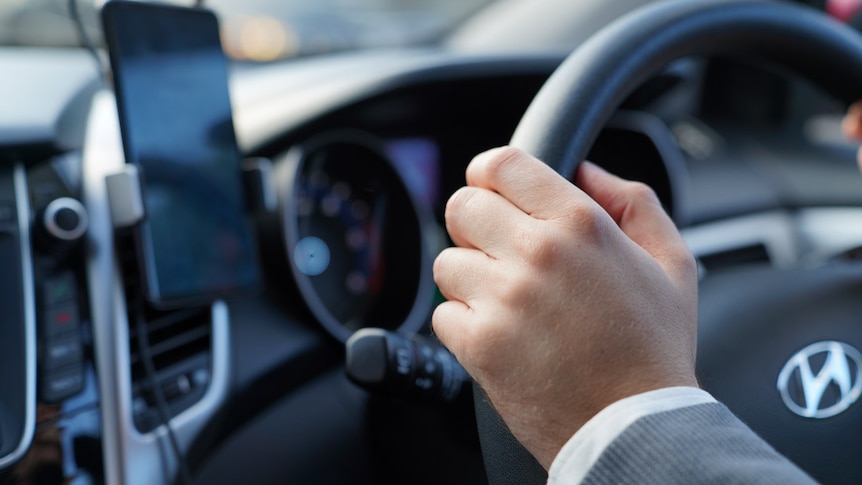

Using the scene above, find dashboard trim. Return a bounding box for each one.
[683,207,862,270]
[683,211,798,268]
[84,90,230,485]
[232,51,563,153]
[796,208,862,264]
[84,89,128,485]
[0,164,37,471]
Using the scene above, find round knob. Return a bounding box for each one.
[42,198,88,243]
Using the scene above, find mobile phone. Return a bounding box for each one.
[102,0,258,308]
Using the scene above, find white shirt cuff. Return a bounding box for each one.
[547,386,717,484]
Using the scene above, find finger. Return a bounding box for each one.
[465,146,590,221]
[842,101,862,141]
[431,300,475,360]
[444,186,536,259]
[576,161,695,284]
[841,102,862,172]
[433,246,497,305]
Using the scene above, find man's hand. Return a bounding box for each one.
[432,147,699,469]
[843,101,862,170]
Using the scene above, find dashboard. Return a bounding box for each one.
[2,3,862,483]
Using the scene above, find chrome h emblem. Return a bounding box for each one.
[777,341,862,419]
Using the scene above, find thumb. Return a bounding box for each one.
[576,161,695,285]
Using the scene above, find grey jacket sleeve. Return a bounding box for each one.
[579,402,816,484]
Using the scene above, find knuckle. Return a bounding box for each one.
[675,246,699,278]
[497,266,540,308]
[498,280,529,309]
[509,226,551,267]
[565,202,603,235]
[445,187,477,219]
[487,146,525,170]
[526,235,563,270]
[475,146,526,182]
[624,181,660,205]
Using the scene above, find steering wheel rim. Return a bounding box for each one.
[511,0,862,176]
[476,1,862,484]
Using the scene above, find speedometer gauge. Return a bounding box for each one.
[276,133,434,342]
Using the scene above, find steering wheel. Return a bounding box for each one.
[474,1,862,484]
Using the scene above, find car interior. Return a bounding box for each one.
[1,0,862,484]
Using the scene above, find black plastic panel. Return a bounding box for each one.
[0,166,27,467]
[698,264,862,484]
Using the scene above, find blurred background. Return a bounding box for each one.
[0,0,495,61]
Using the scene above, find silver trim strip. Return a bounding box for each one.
[0,164,38,470]
[84,90,231,485]
[682,208,862,269]
[796,208,862,264]
[83,90,126,485]
[131,301,230,477]
[682,211,798,268]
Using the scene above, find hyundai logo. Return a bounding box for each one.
[777,341,862,419]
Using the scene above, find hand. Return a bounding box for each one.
[842,101,862,171]
[432,147,699,469]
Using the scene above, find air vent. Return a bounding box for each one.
[699,243,771,273]
[115,231,213,433]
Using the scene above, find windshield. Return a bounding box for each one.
[0,0,495,61]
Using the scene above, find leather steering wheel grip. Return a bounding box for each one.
[509,0,862,178]
[476,1,862,484]
[474,385,547,485]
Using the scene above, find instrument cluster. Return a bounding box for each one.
[266,132,440,342]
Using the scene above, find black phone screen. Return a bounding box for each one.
[102,1,258,308]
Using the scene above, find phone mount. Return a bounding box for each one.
[106,156,276,230]
[242,157,277,214]
[105,164,145,229]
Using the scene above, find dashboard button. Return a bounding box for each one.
[42,303,80,338]
[42,272,77,306]
[54,207,80,232]
[41,365,84,403]
[43,335,83,370]
[42,197,88,242]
